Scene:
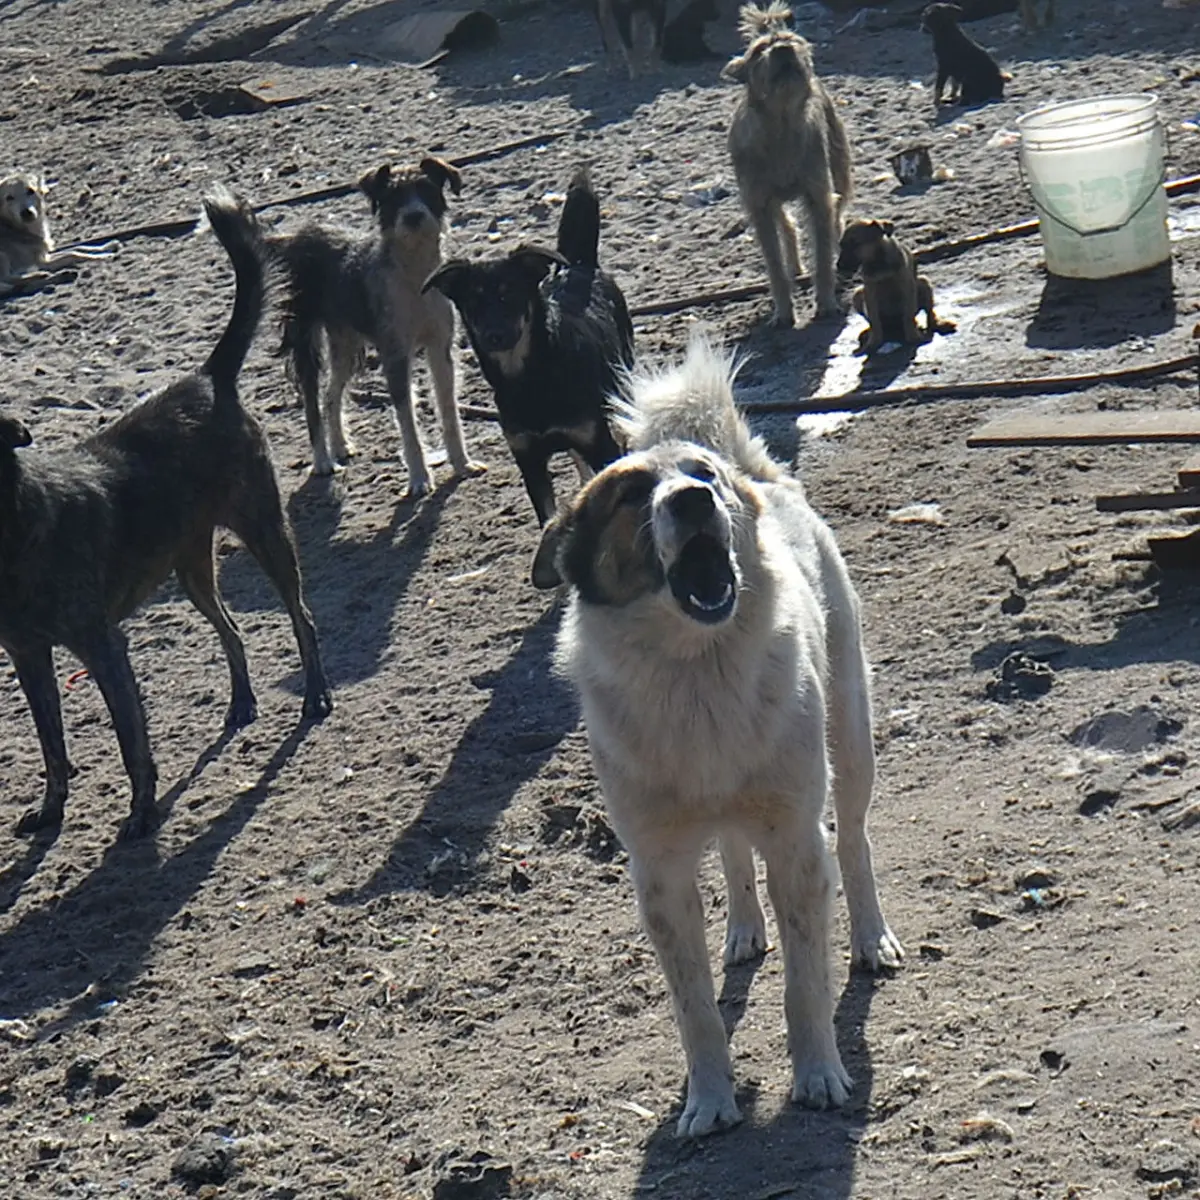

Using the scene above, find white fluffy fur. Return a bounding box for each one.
[557,333,902,1138]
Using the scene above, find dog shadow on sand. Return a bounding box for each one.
[0,719,315,1033]
[331,600,578,903]
[634,965,889,1199]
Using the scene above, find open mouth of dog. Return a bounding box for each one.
[667,532,737,624]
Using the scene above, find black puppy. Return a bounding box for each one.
[662,0,722,63]
[0,190,332,841]
[424,169,633,527]
[920,3,1005,106]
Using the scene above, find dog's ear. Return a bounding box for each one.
[0,415,33,451]
[531,511,572,590]
[420,156,463,197]
[721,52,751,83]
[357,163,392,210]
[946,3,964,15]
[422,259,472,301]
[876,219,895,236]
[510,244,568,283]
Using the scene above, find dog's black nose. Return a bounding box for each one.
[20,207,37,223]
[670,485,715,527]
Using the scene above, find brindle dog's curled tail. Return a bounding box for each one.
[200,186,266,414]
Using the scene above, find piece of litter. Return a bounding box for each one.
[887,502,946,526]
[930,1146,985,1167]
[446,566,489,584]
[0,1018,35,1043]
[933,165,955,182]
[951,121,974,135]
[987,129,1021,149]
[616,1099,657,1120]
[959,1111,1015,1143]
[335,766,354,784]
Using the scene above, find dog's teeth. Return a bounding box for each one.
[689,583,732,611]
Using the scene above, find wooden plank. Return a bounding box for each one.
[1177,452,1200,489]
[967,410,1200,448]
[1095,490,1200,513]
[1150,529,1200,571]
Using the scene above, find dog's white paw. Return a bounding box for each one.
[309,455,342,478]
[853,924,905,972]
[676,1083,742,1138]
[791,1057,852,1110]
[331,435,357,462]
[723,914,768,966]
[404,475,431,500]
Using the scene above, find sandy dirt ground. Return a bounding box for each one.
[2,0,1200,1197]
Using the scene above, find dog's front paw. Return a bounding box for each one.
[330,436,358,463]
[769,307,796,329]
[792,1057,852,1109]
[852,924,905,972]
[309,455,342,478]
[15,803,63,837]
[677,1081,742,1138]
[303,685,334,722]
[404,475,431,500]
[453,459,488,479]
[225,696,258,729]
[118,804,161,842]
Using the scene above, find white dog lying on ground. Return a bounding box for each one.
[532,331,903,1138]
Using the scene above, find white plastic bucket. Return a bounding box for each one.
[1017,94,1171,280]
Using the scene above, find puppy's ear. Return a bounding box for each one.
[947,3,964,15]
[877,219,895,236]
[721,52,750,83]
[422,259,472,301]
[357,163,392,210]
[510,244,568,283]
[0,415,33,451]
[531,511,572,590]
[420,156,463,197]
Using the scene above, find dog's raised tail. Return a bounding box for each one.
[556,168,600,269]
[614,329,781,482]
[200,186,265,408]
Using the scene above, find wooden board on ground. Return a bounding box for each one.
[1095,490,1200,513]
[968,409,1200,448]
[1177,452,1200,489]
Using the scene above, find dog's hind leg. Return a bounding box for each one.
[12,644,74,834]
[748,202,796,328]
[76,627,159,840]
[803,188,841,320]
[427,325,485,481]
[324,330,361,466]
[719,831,767,965]
[827,638,904,971]
[629,829,742,1138]
[227,476,333,722]
[756,789,851,1109]
[381,350,432,499]
[289,322,335,476]
[175,532,257,727]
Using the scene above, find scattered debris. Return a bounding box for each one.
[985,652,1054,702]
[1039,1048,1068,1074]
[1135,1140,1197,1187]
[1162,798,1200,831]
[958,1111,1015,1143]
[1014,866,1057,891]
[615,1099,657,1120]
[431,1151,513,1200]
[0,1018,35,1043]
[887,502,946,526]
[987,129,1021,148]
[1079,772,1124,816]
[1019,886,1065,912]
[968,907,1006,930]
[172,1132,235,1187]
[930,1145,985,1167]
[1069,706,1183,755]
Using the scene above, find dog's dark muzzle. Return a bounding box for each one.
[477,324,523,353]
[770,50,802,80]
[668,531,737,626]
[401,209,428,230]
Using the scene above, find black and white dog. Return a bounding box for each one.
[423,170,634,527]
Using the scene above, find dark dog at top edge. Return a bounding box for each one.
[920,3,1006,106]
[595,0,722,77]
[0,188,332,842]
[423,168,633,529]
[837,218,956,354]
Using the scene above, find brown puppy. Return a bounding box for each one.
[836,219,955,354]
[724,1,853,326]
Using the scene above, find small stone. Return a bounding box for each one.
[1136,1140,1196,1185]
[64,1056,95,1092]
[124,1100,160,1127]
[431,1151,513,1200]
[1014,866,1057,890]
[172,1132,234,1186]
[968,907,1006,930]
